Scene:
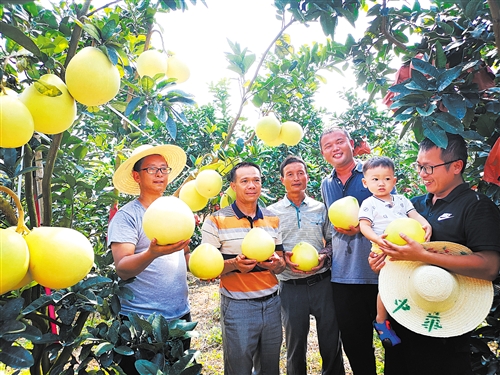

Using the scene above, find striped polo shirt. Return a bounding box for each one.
[201,202,283,300]
[267,195,331,281]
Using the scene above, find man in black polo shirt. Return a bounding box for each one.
[370,133,500,375]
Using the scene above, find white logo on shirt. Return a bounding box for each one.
[437,213,453,221]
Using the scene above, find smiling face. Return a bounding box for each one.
[132,154,169,195]
[320,130,355,169]
[230,165,262,206]
[362,165,397,200]
[416,146,463,200]
[281,161,308,196]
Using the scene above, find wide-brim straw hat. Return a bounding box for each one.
[113,144,186,195]
[379,241,493,338]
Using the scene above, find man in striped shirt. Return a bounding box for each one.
[268,155,344,375]
[201,161,286,374]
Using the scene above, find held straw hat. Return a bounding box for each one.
[112,144,186,195]
[379,241,493,338]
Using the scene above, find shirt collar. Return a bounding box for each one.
[424,182,470,204]
[283,194,309,207]
[331,159,363,178]
[231,202,264,220]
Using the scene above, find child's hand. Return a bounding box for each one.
[422,223,432,242]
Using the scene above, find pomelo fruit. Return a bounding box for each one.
[263,134,283,147]
[220,187,236,208]
[136,50,168,78]
[328,196,359,230]
[241,227,275,262]
[280,121,304,146]
[24,227,94,290]
[195,170,223,198]
[0,229,30,294]
[65,46,121,106]
[19,74,77,134]
[255,114,281,143]
[290,241,319,271]
[189,243,224,280]
[0,95,34,148]
[166,55,190,83]
[179,180,209,212]
[143,196,195,245]
[384,217,426,245]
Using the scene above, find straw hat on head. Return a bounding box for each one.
[112,144,186,195]
[379,241,493,338]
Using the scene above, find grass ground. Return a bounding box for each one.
[188,275,385,374]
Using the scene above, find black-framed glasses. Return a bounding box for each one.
[140,167,172,175]
[413,159,460,175]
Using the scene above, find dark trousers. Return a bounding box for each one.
[331,283,378,375]
[118,312,192,375]
[280,274,344,375]
[384,318,473,375]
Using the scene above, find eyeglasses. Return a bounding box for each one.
[413,159,460,175]
[140,167,172,175]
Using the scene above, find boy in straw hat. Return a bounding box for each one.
[370,133,500,375]
[107,144,190,375]
[358,156,432,348]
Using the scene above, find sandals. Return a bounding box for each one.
[373,320,401,348]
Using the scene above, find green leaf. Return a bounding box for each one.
[319,13,337,38]
[0,21,42,57]
[0,344,34,369]
[441,93,466,119]
[465,0,482,20]
[114,345,135,356]
[140,76,155,92]
[433,112,464,133]
[101,19,118,41]
[152,314,169,343]
[0,320,25,337]
[437,65,462,92]
[0,298,24,321]
[125,97,142,117]
[423,123,448,148]
[411,58,439,79]
[94,342,114,356]
[166,115,177,140]
[82,23,101,41]
[434,40,446,70]
[135,359,160,375]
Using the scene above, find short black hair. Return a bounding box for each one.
[279,155,307,177]
[362,156,395,174]
[132,154,163,172]
[319,127,352,151]
[228,161,261,182]
[420,133,467,173]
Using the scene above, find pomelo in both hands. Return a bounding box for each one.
[24,227,94,290]
[0,229,30,294]
[19,74,77,134]
[65,46,121,107]
[384,217,426,245]
[189,243,224,280]
[255,114,281,143]
[290,241,319,271]
[328,196,359,230]
[136,50,168,78]
[166,55,190,83]
[143,196,195,245]
[195,169,223,198]
[241,227,275,262]
[0,95,34,148]
[179,180,209,212]
[280,121,304,146]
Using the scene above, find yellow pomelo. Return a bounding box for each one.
[136,50,168,78]
[290,241,319,271]
[280,121,304,146]
[189,243,224,280]
[217,158,241,176]
[166,55,190,83]
[0,95,34,148]
[241,227,275,262]
[179,180,209,212]
[328,196,359,230]
[65,46,121,106]
[25,227,94,289]
[11,270,34,290]
[0,229,30,294]
[263,134,283,147]
[384,218,426,246]
[19,74,77,134]
[220,187,236,208]
[195,170,223,198]
[143,196,195,245]
[255,115,281,143]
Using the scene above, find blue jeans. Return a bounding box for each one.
[220,293,282,375]
[280,274,344,375]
